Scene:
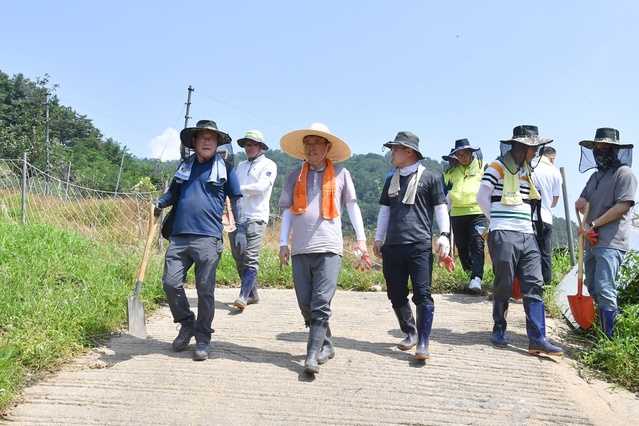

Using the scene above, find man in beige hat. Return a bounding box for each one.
[229,130,277,310]
[278,122,370,374]
[154,119,247,361]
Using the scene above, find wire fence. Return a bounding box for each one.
[0,158,159,246]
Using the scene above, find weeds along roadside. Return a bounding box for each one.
[1,221,637,414]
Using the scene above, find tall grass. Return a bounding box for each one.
[0,219,165,411]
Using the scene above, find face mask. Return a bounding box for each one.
[593,146,617,171]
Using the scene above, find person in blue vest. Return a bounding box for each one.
[575,127,637,339]
[442,139,488,294]
[154,119,247,361]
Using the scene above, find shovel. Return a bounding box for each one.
[568,203,596,329]
[127,204,159,339]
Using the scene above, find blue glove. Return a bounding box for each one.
[235,232,247,255]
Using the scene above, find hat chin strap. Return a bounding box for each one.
[308,149,328,168]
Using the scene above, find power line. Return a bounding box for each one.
[193,91,293,131]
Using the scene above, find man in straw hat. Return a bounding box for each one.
[278,122,370,374]
[373,131,452,360]
[154,119,248,361]
[476,124,563,356]
[442,138,488,295]
[575,127,637,338]
[229,130,277,311]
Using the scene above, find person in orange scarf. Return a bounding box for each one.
[278,123,369,375]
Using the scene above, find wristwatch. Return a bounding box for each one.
[440,232,450,238]
[588,221,596,229]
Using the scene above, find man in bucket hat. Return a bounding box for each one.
[476,125,562,356]
[373,131,452,360]
[575,127,637,338]
[229,130,277,310]
[153,119,247,361]
[442,138,488,295]
[278,122,370,374]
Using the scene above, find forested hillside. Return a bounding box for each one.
[1,70,576,245]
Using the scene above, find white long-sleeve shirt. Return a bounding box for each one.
[236,154,277,223]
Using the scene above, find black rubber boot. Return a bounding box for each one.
[305,319,328,374]
[317,324,335,365]
[393,303,417,350]
[492,299,509,347]
[524,301,563,356]
[415,304,434,360]
[234,268,257,310]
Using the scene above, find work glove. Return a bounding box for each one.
[437,254,456,272]
[234,231,247,255]
[152,202,162,217]
[353,249,372,271]
[587,230,598,245]
[435,235,450,257]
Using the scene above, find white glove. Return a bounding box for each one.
[435,235,450,256]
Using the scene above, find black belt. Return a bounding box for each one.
[491,196,531,205]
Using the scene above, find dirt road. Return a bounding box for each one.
[3,288,638,425]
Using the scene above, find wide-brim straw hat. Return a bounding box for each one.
[579,127,633,149]
[279,123,351,162]
[500,124,552,146]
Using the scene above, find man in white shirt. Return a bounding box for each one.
[531,146,562,286]
[229,130,277,310]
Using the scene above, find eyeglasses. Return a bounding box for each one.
[244,142,260,148]
[391,146,408,153]
[303,141,328,148]
[196,136,217,142]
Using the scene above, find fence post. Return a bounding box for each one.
[560,167,576,266]
[21,152,27,225]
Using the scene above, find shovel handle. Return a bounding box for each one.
[575,203,590,297]
[137,204,159,284]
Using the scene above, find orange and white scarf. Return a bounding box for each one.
[290,160,339,219]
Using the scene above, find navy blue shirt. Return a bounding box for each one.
[173,157,242,238]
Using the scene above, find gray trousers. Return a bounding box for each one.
[291,253,342,323]
[487,230,543,303]
[162,235,223,343]
[229,220,267,272]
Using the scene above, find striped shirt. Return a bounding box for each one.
[480,158,534,234]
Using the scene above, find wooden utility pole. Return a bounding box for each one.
[181,85,194,160]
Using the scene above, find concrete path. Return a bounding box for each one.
[3,289,638,425]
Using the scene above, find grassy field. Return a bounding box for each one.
[0,220,637,413]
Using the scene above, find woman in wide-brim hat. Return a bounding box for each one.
[279,122,351,162]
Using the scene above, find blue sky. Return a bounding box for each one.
[3,1,639,218]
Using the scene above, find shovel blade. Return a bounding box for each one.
[512,277,523,300]
[127,296,147,339]
[567,294,596,329]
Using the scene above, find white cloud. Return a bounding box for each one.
[148,128,181,161]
